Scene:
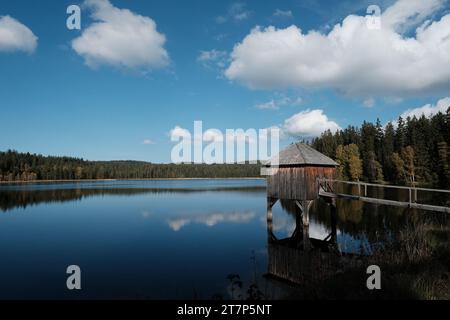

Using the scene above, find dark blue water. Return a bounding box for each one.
[0,179,411,299]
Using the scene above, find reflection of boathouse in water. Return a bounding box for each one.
[263,143,355,284]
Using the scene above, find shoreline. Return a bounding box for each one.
[0,177,265,185]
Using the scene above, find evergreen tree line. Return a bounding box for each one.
[2,107,449,186]
[311,107,450,188]
[0,151,261,182]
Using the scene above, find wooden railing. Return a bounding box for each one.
[317,178,450,213]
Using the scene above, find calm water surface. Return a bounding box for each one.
[0,179,431,299]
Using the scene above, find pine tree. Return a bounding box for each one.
[383,122,395,181]
[395,117,406,151]
[360,122,377,180]
[437,141,450,187]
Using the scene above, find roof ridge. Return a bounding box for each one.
[295,143,306,163]
[264,143,338,167]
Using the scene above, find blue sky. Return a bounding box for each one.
[0,0,449,162]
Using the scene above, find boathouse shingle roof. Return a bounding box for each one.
[265,143,338,167]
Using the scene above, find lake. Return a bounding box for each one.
[0,179,441,299]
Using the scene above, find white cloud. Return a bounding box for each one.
[283,109,341,137]
[170,109,335,144]
[0,16,37,53]
[72,0,168,70]
[214,33,228,41]
[216,2,251,24]
[385,97,404,104]
[234,12,250,21]
[225,0,450,97]
[383,0,445,32]
[142,139,155,145]
[255,100,280,110]
[255,96,302,110]
[363,97,375,108]
[197,49,228,69]
[273,9,293,18]
[400,97,450,120]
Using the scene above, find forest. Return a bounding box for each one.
[0,152,261,181]
[1,108,449,186]
[312,107,450,188]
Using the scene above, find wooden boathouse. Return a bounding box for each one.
[265,143,337,201]
[264,143,338,229]
[263,143,341,283]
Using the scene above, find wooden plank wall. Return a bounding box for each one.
[267,166,335,200]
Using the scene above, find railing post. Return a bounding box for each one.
[409,188,412,206]
[364,183,367,197]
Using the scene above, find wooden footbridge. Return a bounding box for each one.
[318,178,450,214]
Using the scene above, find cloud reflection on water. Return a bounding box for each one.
[168,210,256,231]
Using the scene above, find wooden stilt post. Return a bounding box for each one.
[298,200,312,226]
[267,198,274,222]
[296,200,313,251]
[302,201,310,227]
[267,197,277,241]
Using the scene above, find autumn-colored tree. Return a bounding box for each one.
[391,152,405,183]
[75,166,83,180]
[401,146,416,186]
[335,144,363,181]
[335,145,348,180]
[347,144,363,181]
[376,161,384,182]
